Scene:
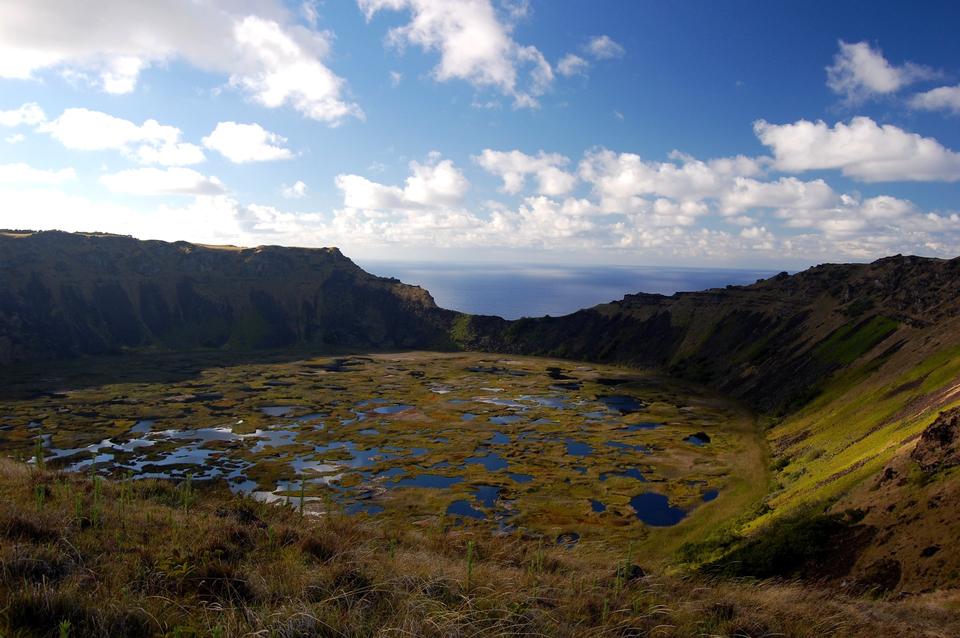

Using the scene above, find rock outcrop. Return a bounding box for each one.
[911,407,960,472]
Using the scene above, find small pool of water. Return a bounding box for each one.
[372,404,413,415]
[702,489,719,502]
[130,420,154,434]
[250,429,299,452]
[519,395,567,409]
[261,406,296,417]
[600,467,646,482]
[598,395,645,414]
[556,532,580,548]
[564,439,592,456]
[490,415,523,425]
[684,433,711,446]
[630,492,687,526]
[465,452,508,472]
[489,431,510,445]
[447,499,486,520]
[345,502,385,515]
[590,499,606,513]
[508,472,534,484]
[623,421,662,431]
[474,484,501,508]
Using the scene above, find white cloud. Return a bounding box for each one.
[282,180,308,198]
[556,53,588,77]
[39,108,205,166]
[5,134,25,144]
[720,176,837,215]
[336,155,469,210]
[585,35,624,60]
[0,1,361,125]
[0,102,46,127]
[579,148,765,209]
[99,167,226,196]
[358,0,553,108]
[390,70,403,86]
[754,117,960,182]
[826,40,935,102]
[230,15,363,124]
[474,149,576,195]
[910,85,960,116]
[202,121,293,163]
[0,163,76,184]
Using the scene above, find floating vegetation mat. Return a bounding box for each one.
[0,351,758,545]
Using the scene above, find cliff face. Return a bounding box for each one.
[457,255,960,413]
[0,231,456,363]
[6,230,960,418]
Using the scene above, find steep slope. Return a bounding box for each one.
[457,255,960,591]
[458,255,960,414]
[0,231,455,363]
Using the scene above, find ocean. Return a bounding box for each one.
[358,261,779,320]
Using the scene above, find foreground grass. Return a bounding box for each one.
[1,461,958,637]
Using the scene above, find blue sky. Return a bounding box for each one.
[0,0,959,268]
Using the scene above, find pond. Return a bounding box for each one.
[630,492,687,526]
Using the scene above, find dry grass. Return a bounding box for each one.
[0,459,958,638]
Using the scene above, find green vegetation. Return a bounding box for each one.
[814,315,899,366]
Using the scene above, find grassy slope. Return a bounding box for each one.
[709,313,960,591]
[2,460,959,638]
[762,322,960,527]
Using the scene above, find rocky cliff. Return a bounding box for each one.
[0,231,455,363]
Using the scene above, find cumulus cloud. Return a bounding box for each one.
[556,54,588,77]
[910,85,960,116]
[282,180,308,198]
[0,1,361,124]
[474,149,576,195]
[0,102,46,127]
[358,0,553,108]
[99,167,226,196]
[202,121,293,163]
[336,155,469,210]
[39,108,205,165]
[585,35,625,60]
[578,148,765,211]
[754,117,960,182]
[0,163,76,184]
[720,177,837,215]
[826,40,936,103]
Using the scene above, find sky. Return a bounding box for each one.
[0,0,959,268]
